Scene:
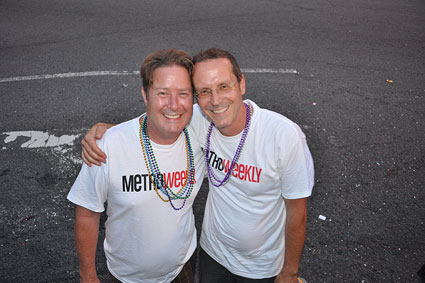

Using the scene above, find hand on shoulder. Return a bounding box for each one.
[81,122,114,166]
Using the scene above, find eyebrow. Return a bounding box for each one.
[152,86,192,91]
[197,80,234,88]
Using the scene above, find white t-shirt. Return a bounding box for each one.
[68,115,206,283]
[189,100,314,278]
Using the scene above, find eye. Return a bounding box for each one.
[158,91,168,96]
[201,89,211,95]
[179,92,190,97]
[219,84,229,90]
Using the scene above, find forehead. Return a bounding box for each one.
[192,58,235,86]
[151,65,191,88]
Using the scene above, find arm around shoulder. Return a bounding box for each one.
[82,122,115,167]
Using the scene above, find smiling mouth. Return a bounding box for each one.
[211,106,229,114]
[164,114,181,119]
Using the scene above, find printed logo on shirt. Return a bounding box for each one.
[203,149,262,183]
[122,170,195,192]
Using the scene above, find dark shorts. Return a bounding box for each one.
[199,248,276,283]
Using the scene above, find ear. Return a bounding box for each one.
[239,74,246,96]
[142,87,148,105]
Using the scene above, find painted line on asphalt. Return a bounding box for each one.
[242,68,298,74]
[1,130,84,164]
[2,131,81,148]
[0,68,298,83]
[0,71,139,83]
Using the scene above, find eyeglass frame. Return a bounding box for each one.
[193,81,239,99]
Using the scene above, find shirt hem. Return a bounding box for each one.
[200,244,280,279]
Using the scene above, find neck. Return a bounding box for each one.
[140,116,180,145]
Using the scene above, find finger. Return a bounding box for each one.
[84,124,107,160]
[82,146,102,166]
[81,150,92,167]
[94,123,108,140]
[82,146,98,167]
[82,136,106,163]
[84,136,107,161]
[82,142,102,166]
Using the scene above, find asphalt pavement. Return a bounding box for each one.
[1,0,424,282]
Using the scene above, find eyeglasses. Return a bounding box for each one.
[194,81,238,99]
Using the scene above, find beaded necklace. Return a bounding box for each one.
[205,102,251,187]
[139,114,195,210]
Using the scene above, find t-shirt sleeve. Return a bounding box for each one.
[279,127,314,199]
[67,140,109,212]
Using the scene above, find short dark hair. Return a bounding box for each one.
[141,49,193,94]
[192,48,243,82]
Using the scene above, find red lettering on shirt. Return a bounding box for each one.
[175,171,181,187]
[238,164,245,180]
[181,170,187,186]
[162,170,192,188]
[219,158,262,184]
[254,167,262,183]
[223,159,230,173]
[244,165,253,182]
[232,163,239,177]
[163,172,174,188]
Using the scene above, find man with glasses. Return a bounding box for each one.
[82,48,314,283]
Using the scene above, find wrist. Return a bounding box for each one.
[79,268,97,281]
[281,263,299,275]
[275,272,298,283]
[279,270,298,277]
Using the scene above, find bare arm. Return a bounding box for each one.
[75,205,101,283]
[81,123,115,166]
[275,198,307,283]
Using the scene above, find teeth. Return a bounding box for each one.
[212,107,228,114]
[164,114,180,119]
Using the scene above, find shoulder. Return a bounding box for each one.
[249,100,305,143]
[105,116,139,137]
[99,116,140,148]
[106,117,138,135]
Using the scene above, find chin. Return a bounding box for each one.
[171,125,187,133]
[212,121,231,130]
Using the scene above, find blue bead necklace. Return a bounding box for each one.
[139,114,195,210]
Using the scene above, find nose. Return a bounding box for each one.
[209,90,222,106]
[168,93,179,111]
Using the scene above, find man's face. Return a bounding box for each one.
[142,65,193,144]
[192,58,246,136]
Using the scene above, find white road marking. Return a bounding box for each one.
[2,131,84,165]
[0,68,298,83]
[3,131,80,148]
[242,68,298,74]
[0,71,139,83]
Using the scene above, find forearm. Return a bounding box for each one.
[75,206,101,281]
[277,198,307,281]
[281,211,306,275]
